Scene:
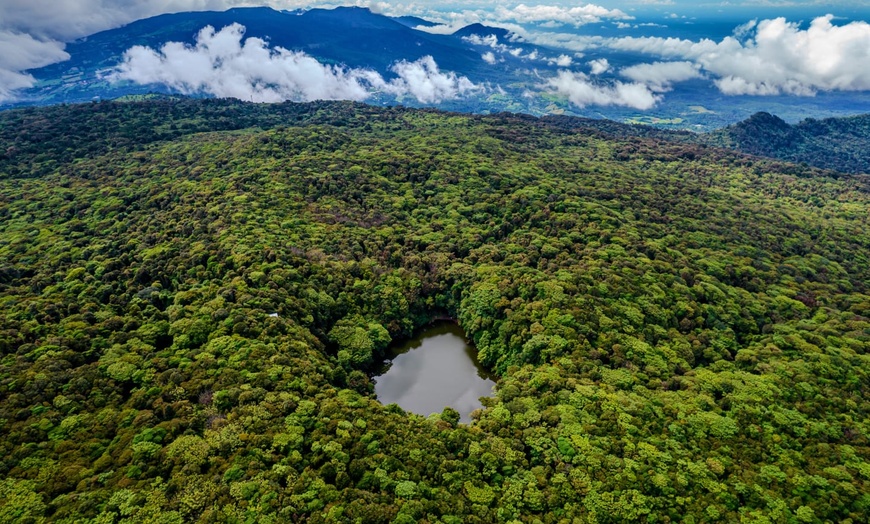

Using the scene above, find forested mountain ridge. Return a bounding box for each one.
[0,98,700,180]
[0,100,869,522]
[705,111,870,174]
[5,97,866,181]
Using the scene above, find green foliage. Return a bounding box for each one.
[329,315,391,368]
[0,99,868,522]
[705,111,870,174]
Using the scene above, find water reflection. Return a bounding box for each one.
[374,322,495,423]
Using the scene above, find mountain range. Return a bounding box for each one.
[704,112,870,175]
[17,7,538,113]
[7,5,868,133]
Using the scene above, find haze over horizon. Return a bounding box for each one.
[2,0,869,117]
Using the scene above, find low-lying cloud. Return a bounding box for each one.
[111,23,478,104]
[588,58,611,75]
[546,71,659,110]
[495,4,632,27]
[607,15,870,96]
[413,3,629,37]
[0,31,69,101]
[708,15,870,95]
[0,0,276,102]
[3,2,869,106]
[389,55,478,103]
[620,61,702,92]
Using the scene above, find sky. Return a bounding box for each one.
[1,0,870,106]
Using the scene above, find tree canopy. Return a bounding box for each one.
[0,99,868,523]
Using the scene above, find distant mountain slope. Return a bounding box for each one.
[392,15,439,28]
[18,7,529,108]
[705,112,870,174]
[35,6,475,75]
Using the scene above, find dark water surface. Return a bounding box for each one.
[374,322,496,423]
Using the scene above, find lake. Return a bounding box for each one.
[374,322,496,423]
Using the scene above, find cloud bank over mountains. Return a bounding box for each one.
[1,0,869,109]
[605,15,870,97]
[0,31,69,102]
[112,24,478,104]
[546,71,659,110]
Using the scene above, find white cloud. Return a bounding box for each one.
[620,61,702,91]
[588,58,610,75]
[552,54,573,67]
[388,55,479,103]
[112,24,372,102]
[462,34,499,47]
[414,23,466,35]
[461,31,554,64]
[546,70,659,110]
[701,15,870,95]
[508,31,606,53]
[4,2,869,105]
[411,3,630,34]
[111,23,477,104]
[611,15,870,96]
[0,0,259,101]
[494,4,632,27]
[481,51,497,64]
[0,0,257,41]
[0,31,70,101]
[604,35,719,58]
[732,19,758,40]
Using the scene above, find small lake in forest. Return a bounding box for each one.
[374,322,496,423]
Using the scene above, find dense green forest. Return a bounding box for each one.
[705,112,870,175]
[1,99,869,523]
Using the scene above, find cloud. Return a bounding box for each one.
[481,51,497,64]
[388,55,479,103]
[0,31,70,102]
[588,58,611,75]
[602,15,870,96]
[551,54,573,67]
[0,0,258,41]
[704,15,870,95]
[0,0,249,101]
[604,35,717,58]
[462,34,500,47]
[414,23,467,35]
[620,61,702,91]
[0,1,626,103]
[546,70,659,110]
[507,31,606,53]
[112,24,373,102]
[111,23,477,104]
[410,3,629,35]
[461,32,545,63]
[494,4,632,27]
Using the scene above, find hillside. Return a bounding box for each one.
[0,98,698,180]
[1,99,869,523]
[17,7,525,111]
[705,111,870,174]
